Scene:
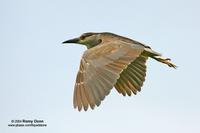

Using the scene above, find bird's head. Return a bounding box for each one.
[63,32,104,49]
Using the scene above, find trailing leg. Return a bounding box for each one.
[151,56,177,68]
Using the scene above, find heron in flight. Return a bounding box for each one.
[63,32,176,111]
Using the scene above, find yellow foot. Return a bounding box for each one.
[154,57,177,69]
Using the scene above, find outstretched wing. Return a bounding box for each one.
[114,55,147,96]
[73,41,145,111]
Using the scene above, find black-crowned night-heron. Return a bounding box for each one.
[63,32,176,111]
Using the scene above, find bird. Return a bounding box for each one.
[63,32,176,111]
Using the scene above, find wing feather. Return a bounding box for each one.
[73,41,145,111]
[117,78,132,96]
[80,84,88,111]
[114,55,147,95]
[124,72,139,92]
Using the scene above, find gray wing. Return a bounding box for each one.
[73,41,145,111]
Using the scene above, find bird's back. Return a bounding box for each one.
[99,32,151,48]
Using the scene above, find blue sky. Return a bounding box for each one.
[1,0,200,133]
